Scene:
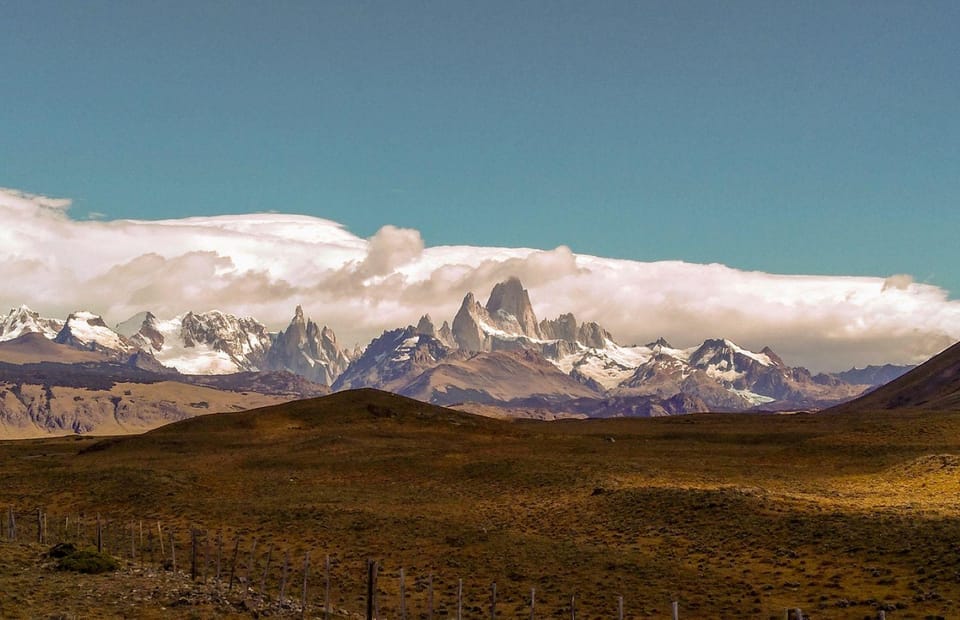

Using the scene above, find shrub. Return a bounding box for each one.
[47,542,77,559]
[56,549,118,574]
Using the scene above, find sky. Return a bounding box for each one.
[2,2,959,370]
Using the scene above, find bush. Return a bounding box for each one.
[47,542,77,559]
[56,549,118,574]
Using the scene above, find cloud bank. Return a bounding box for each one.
[2,187,958,371]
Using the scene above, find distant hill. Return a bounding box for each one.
[829,341,960,412]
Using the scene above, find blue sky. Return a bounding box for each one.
[2,1,958,296]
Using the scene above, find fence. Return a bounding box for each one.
[3,505,824,619]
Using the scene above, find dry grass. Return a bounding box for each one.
[2,390,960,618]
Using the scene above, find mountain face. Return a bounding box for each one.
[1,286,918,422]
[0,306,64,342]
[55,312,134,355]
[263,306,352,385]
[333,326,453,392]
[837,364,914,387]
[0,360,321,438]
[399,349,600,406]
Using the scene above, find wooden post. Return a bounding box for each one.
[260,544,274,593]
[366,560,375,620]
[672,600,679,620]
[324,555,331,620]
[157,522,164,558]
[202,530,210,582]
[131,521,136,561]
[530,587,536,620]
[879,611,886,620]
[618,595,624,620]
[190,529,198,582]
[400,567,407,620]
[228,535,241,591]
[457,578,463,620]
[570,594,576,620]
[42,511,47,545]
[301,552,310,619]
[242,539,258,600]
[37,508,43,544]
[428,573,434,620]
[279,551,290,605]
[147,528,154,565]
[216,531,223,583]
[170,531,176,573]
[795,608,802,620]
[96,515,103,553]
[372,560,379,620]
[490,582,496,620]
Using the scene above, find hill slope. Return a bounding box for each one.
[6,390,960,616]
[830,340,960,412]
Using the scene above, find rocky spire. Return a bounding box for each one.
[484,277,541,339]
[415,314,436,337]
[452,292,487,352]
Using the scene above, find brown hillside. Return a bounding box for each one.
[829,340,960,412]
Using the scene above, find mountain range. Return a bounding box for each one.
[0,277,917,435]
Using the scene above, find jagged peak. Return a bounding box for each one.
[416,314,436,337]
[646,337,673,349]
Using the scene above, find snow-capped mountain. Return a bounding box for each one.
[0,285,914,417]
[263,306,352,385]
[0,306,64,342]
[123,310,273,374]
[333,323,453,392]
[55,311,134,354]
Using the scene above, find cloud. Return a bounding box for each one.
[2,186,959,371]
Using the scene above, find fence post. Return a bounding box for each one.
[428,573,434,620]
[242,539,258,600]
[570,594,576,620]
[795,608,802,620]
[325,555,331,620]
[37,508,43,544]
[190,529,198,581]
[157,522,164,559]
[530,587,536,620]
[490,582,496,620]
[279,551,290,605]
[366,560,376,620]
[96,515,103,553]
[618,595,624,620]
[228,535,241,591]
[457,578,463,620]
[216,531,223,583]
[170,531,176,573]
[301,552,310,619]
[261,544,274,594]
[672,600,679,620]
[399,567,407,620]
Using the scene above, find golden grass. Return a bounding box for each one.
[2,390,960,618]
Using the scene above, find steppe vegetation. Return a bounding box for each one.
[2,389,960,618]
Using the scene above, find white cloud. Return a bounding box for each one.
[2,186,959,371]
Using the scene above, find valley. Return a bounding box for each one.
[2,382,960,618]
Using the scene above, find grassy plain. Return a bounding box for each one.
[2,389,960,618]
